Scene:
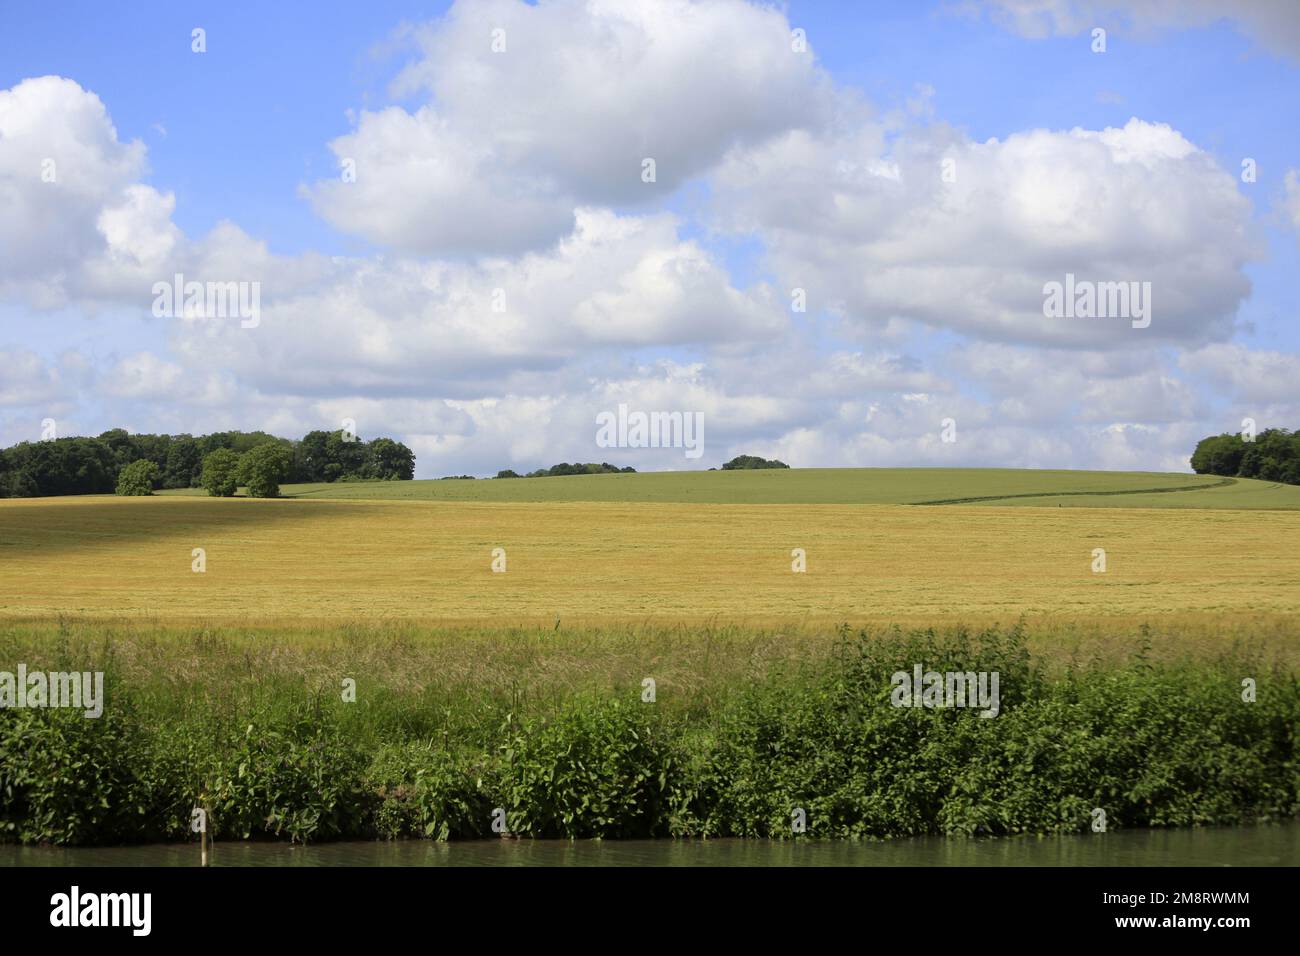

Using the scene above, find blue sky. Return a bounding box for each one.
[2,0,1298,476]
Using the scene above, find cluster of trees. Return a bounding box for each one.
[717,455,790,470]
[1190,428,1300,485]
[0,429,255,498]
[295,431,414,483]
[198,443,300,498]
[495,462,636,479]
[488,456,792,478]
[0,428,415,499]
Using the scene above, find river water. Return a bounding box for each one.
[2,825,1295,867]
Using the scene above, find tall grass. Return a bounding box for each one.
[1,623,1296,844]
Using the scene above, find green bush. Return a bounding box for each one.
[499,699,675,837]
[0,627,1295,845]
[0,699,163,844]
[367,743,496,840]
[689,629,1298,838]
[204,708,373,842]
[114,460,159,496]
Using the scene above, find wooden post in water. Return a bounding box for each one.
[193,806,210,867]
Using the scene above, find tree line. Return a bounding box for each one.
[1190,428,1300,485]
[494,462,636,478]
[489,455,789,479]
[716,454,789,470]
[0,429,415,499]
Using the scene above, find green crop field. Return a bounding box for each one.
[156,466,1300,508]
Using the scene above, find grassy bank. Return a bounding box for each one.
[1,623,1295,844]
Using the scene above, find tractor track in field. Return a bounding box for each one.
[914,477,1238,506]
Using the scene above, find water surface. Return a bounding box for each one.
[3,825,1295,867]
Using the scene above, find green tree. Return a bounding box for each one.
[323,430,367,481]
[164,436,203,489]
[367,437,416,481]
[297,430,331,482]
[1238,444,1262,478]
[238,443,293,498]
[0,438,115,497]
[1190,432,1249,476]
[96,428,135,471]
[200,448,242,497]
[115,460,160,496]
[720,454,789,470]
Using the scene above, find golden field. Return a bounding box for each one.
[2,494,1298,634]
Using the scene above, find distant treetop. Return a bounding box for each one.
[720,455,790,470]
[495,462,635,478]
